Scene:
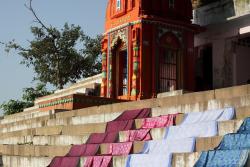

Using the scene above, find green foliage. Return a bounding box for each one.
[0,83,52,116]
[0,100,29,116]
[5,23,102,89]
[22,83,53,103]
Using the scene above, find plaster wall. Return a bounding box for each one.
[194,4,250,88]
[236,45,250,84]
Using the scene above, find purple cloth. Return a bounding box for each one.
[114,108,151,121]
[106,120,134,133]
[48,157,79,167]
[84,156,112,167]
[67,144,99,156]
[87,132,118,144]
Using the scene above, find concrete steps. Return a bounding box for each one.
[1,84,249,125]
[0,116,244,146]
[0,85,250,167]
[0,136,222,157]
[2,155,52,167]
[3,152,249,167]
[1,95,250,134]
[0,118,244,156]
[0,102,248,135]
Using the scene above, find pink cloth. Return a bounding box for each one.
[107,142,133,155]
[124,129,152,142]
[67,144,99,156]
[114,108,151,121]
[48,157,79,167]
[84,156,112,167]
[106,120,134,133]
[87,132,118,144]
[141,114,177,129]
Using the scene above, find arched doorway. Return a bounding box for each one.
[158,32,182,93]
[111,38,128,98]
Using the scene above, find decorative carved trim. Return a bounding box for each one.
[157,27,184,47]
[38,97,115,108]
[104,19,195,35]
[110,28,128,48]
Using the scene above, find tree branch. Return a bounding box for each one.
[25,0,48,31]
[25,0,58,38]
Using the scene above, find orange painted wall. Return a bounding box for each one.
[102,0,200,100]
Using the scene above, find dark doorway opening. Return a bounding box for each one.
[195,45,213,91]
[159,48,179,93]
[112,44,128,98]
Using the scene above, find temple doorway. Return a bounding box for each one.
[158,32,182,93]
[159,48,179,92]
[195,45,213,91]
[112,40,128,98]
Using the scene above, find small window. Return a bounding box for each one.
[117,0,121,11]
[169,0,174,8]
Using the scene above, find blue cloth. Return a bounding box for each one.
[238,117,250,134]
[217,133,250,150]
[194,149,249,167]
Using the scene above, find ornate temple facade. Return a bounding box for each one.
[101,0,201,100]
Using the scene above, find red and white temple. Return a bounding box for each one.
[101,0,201,100]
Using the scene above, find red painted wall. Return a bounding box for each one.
[102,0,200,100]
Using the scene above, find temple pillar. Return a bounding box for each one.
[108,51,113,98]
[131,42,140,99]
[101,51,107,97]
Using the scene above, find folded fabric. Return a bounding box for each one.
[194,149,249,167]
[124,129,151,142]
[164,121,218,140]
[217,133,250,150]
[237,117,250,134]
[48,157,80,167]
[126,154,172,167]
[141,114,177,129]
[181,107,235,125]
[142,137,195,154]
[114,108,151,121]
[84,156,112,167]
[67,144,99,156]
[107,142,133,155]
[106,120,134,133]
[86,132,118,144]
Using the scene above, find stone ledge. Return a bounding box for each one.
[215,85,249,100]
[0,136,222,157]
[1,97,250,135]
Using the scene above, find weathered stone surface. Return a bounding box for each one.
[172,152,201,167]
[0,145,70,157]
[62,123,106,135]
[2,156,52,167]
[195,136,222,152]
[113,156,128,167]
[218,119,243,136]
[215,85,249,99]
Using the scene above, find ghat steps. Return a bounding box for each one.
[0,84,250,167]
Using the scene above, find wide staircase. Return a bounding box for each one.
[0,85,250,167]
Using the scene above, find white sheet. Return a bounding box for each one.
[142,137,195,154]
[181,107,235,125]
[164,121,218,140]
[126,154,172,167]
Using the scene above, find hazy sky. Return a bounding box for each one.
[0,0,107,115]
